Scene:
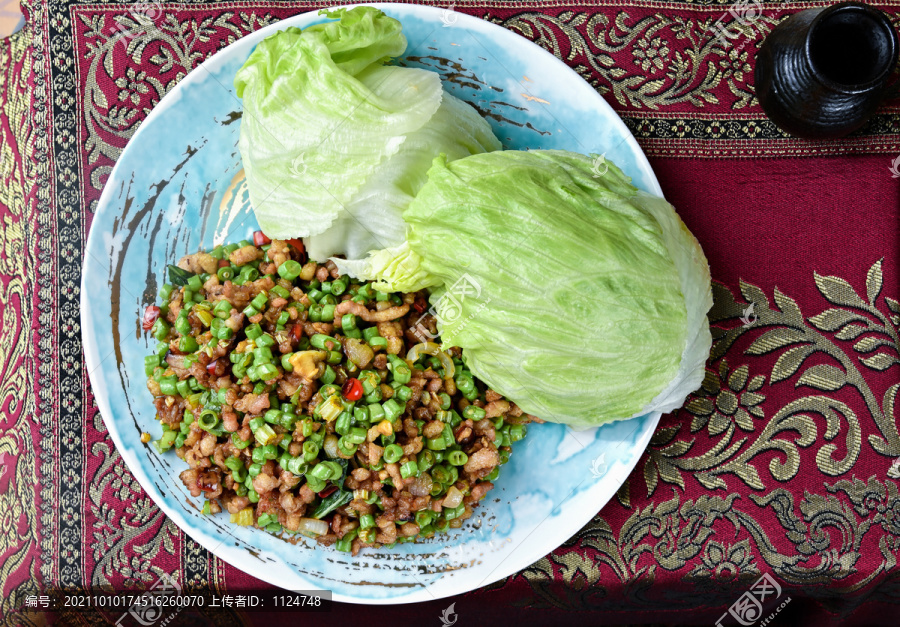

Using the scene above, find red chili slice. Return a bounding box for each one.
[196,474,218,493]
[318,485,338,498]
[342,378,363,402]
[413,298,427,314]
[206,358,226,377]
[142,305,161,331]
[218,259,230,268]
[285,239,305,254]
[291,323,303,342]
[253,230,272,246]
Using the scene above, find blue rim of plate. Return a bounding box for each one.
[82,3,662,604]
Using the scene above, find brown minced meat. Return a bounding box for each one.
[145,237,536,556]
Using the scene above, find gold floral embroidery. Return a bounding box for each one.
[495,10,776,110]
[0,22,40,619]
[617,259,899,505]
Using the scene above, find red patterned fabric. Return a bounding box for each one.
[2,1,900,625]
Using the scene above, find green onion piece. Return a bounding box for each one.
[310,334,338,350]
[245,323,263,340]
[341,314,357,331]
[463,405,487,421]
[186,274,202,291]
[395,385,412,402]
[331,278,348,296]
[319,384,341,399]
[262,444,278,460]
[418,450,436,473]
[154,429,177,453]
[144,355,160,376]
[448,450,468,466]
[271,285,290,299]
[509,424,527,442]
[259,409,278,426]
[302,440,320,463]
[335,527,358,552]
[392,364,411,384]
[256,363,279,381]
[158,376,177,396]
[353,407,369,424]
[175,379,191,398]
[251,292,268,310]
[197,409,220,432]
[254,423,277,446]
[367,403,385,423]
[308,461,333,481]
[320,365,336,385]
[251,446,267,464]
[318,395,344,422]
[442,423,455,448]
[426,437,447,451]
[383,443,402,464]
[364,386,383,404]
[225,456,243,473]
[346,427,367,445]
[253,346,273,364]
[337,437,357,456]
[285,457,308,476]
[255,333,275,348]
[240,265,259,282]
[305,475,327,494]
[277,260,302,281]
[152,319,170,342]
[399,461,418,479]
[176,336,197,353]
[415,510,434,528]
[335,412,352,436]
[382,399,402,422]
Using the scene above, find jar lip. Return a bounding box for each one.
[804,1,899,94]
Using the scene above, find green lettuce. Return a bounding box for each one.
[233,7,500,260]
[375,150,712,428]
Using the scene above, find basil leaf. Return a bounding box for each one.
[312,490,353,520]
[311,459,352,519]
[167,264,196,286]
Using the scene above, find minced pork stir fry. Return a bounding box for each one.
[142,232,537,555]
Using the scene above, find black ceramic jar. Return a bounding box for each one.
[755,2,899,139]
